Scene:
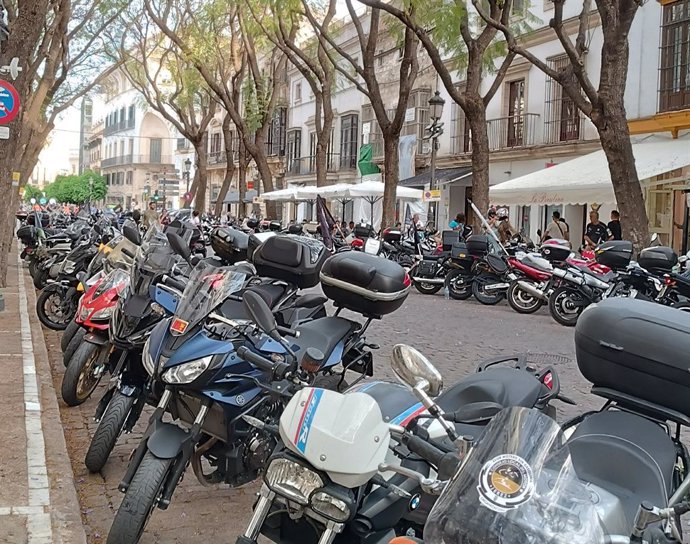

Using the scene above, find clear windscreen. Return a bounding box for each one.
[93,268,129,298]
[173,262,248,331]
[425,407,606,544]
[130,227,178,297]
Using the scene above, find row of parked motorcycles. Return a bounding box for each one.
[16,212,690,544]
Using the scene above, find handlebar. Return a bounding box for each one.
[236,345,276,373]
[162,275,186,292]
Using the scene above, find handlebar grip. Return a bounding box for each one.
[163,275,186,292]
[237,346,276,373]
[405,435,446,467]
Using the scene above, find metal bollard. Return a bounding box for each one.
[0,292,5,312]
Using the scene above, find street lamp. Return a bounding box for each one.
[427,90,445,226]
[183,158,192,209]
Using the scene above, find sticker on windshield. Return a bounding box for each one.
[477,454,534,513]
[170,317,188,335]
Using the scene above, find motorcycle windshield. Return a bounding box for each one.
[92,268,129,299]
[425,407,606,544]
[130,227,179,297]
[172,262,248,334]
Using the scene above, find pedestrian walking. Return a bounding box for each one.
[608,210,622,240]
[142,202,159,229]
[542,210,569,244]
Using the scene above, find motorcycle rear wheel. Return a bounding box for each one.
[413,280,443,295]
[472,273,505,305]
[106,451,173,544]
[444,269,473,300]
[507,281,543,314]
[36,285,74,330]
[85,390,136,473]
[548,286,588,327]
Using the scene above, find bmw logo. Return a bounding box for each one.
[409,494,421,511]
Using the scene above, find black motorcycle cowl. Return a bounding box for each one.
[576,297,690,420]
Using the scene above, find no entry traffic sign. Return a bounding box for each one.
[0,79,20,125]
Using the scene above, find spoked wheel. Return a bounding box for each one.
[61,342,105,406]
[413,279,443,295]
[106,451,173,544]
[85,390,136,473]
[444,269,473,300]
[36,285,75,330]
[548,286,589,327]
[507,280,544,314]
[472,273,505,305]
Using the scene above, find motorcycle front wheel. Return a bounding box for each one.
[32,266,50,290]
[548,286,589,326]
[106,451,173,544]
[507,280,543,314]
[61,342,104,406]
[63,328,86,367]
[444,269,473,300]
[472,273,505,305]
[85,390,136,473]
[36,284,75,330]
[61,318,81,352]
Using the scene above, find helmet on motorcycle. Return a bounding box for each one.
[497,208,509,219]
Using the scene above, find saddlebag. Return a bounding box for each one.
[253,234,327,288]
[320,252,410,318]
[575,298,690,419]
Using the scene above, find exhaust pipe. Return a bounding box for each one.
[412,277,445,285]
[517,280,547,301]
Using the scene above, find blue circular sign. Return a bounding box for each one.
[39,198,47,205]
[0,79,20,124]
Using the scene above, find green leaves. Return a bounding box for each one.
[43,171,107,204]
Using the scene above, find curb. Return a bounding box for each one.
[24,265,88,544]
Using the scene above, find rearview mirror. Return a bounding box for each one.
[166,231,191,262]
[243,290,279,340]
[391,344,443,397]
[123,224,141,246]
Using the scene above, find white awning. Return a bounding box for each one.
[489,134,690,206]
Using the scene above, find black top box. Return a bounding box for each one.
[575,297,690,420]
[320,251,410,318]
[354,224,375,239]
[541,243,571,263]
[252,235,327,289]
[382,229,402,243]
[210,227,249,265]
[595,240,633,270]
[442,230,461,251]
[638,246,678,274]
[466,234,490,256]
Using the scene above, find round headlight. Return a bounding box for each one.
[310,491,351,522]
[264,458,323,506]
[162,355,212,384]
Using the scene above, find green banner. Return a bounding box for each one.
[358,144,381,176]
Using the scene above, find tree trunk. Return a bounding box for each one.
[193,136,209,214]
[238,142,248,219]
[467,101,490,229]
[315,141,328,188]
[381,135,400,229]
[251,134,276,218]
[215,122,236,217]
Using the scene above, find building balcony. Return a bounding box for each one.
[284,153,346,176]
[104,118,135,136]
[486,113,540,150]
[101,154,174,168]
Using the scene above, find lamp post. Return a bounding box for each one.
[184,158,192,208]
[427,90,445,225]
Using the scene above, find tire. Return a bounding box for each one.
[444,269,473,300]
[63,328,85,367]
[61,342,103,406]
[673,301,690,313]
[61,318,81,352]
[507,281,544,314]
[472,273,505,305]
[106,452,173,544]
[36,285,75,330]
[85,391,136,473]
[548,286,589,327]
[28,259,39,279]
[33,266,50,290]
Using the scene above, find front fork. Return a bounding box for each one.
[238,484,344,544]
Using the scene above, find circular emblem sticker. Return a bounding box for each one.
[477,454,534,513]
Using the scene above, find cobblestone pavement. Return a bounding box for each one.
[44,290,598,543]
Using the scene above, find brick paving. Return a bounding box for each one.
[41,288,601,543]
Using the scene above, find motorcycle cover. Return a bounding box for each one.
[425,407,606,544]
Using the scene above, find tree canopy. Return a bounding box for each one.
[43,171,107,204]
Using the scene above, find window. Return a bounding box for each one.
[149,138,162,163]
[210,132,222,153]
[660,0,690,112]
[286,129,302,175]
[309,130,335,173]
[126,171,133,185]
[340,114,358,169]
[544,55,581,143]
[128,105,135,127]
[506,79,525,147]
[512,0,526,16]
[294,82,302,104]
[128,138,134,155]
[266,107,287,156]
[119,108,126,125]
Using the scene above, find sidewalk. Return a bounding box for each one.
[0,250,86,544]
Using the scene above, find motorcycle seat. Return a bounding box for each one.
[291,316,355,362]
[568,410,675,527]
[290,293,327,309]
[218,284,287,320]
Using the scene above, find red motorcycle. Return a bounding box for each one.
[61,268,129,406]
